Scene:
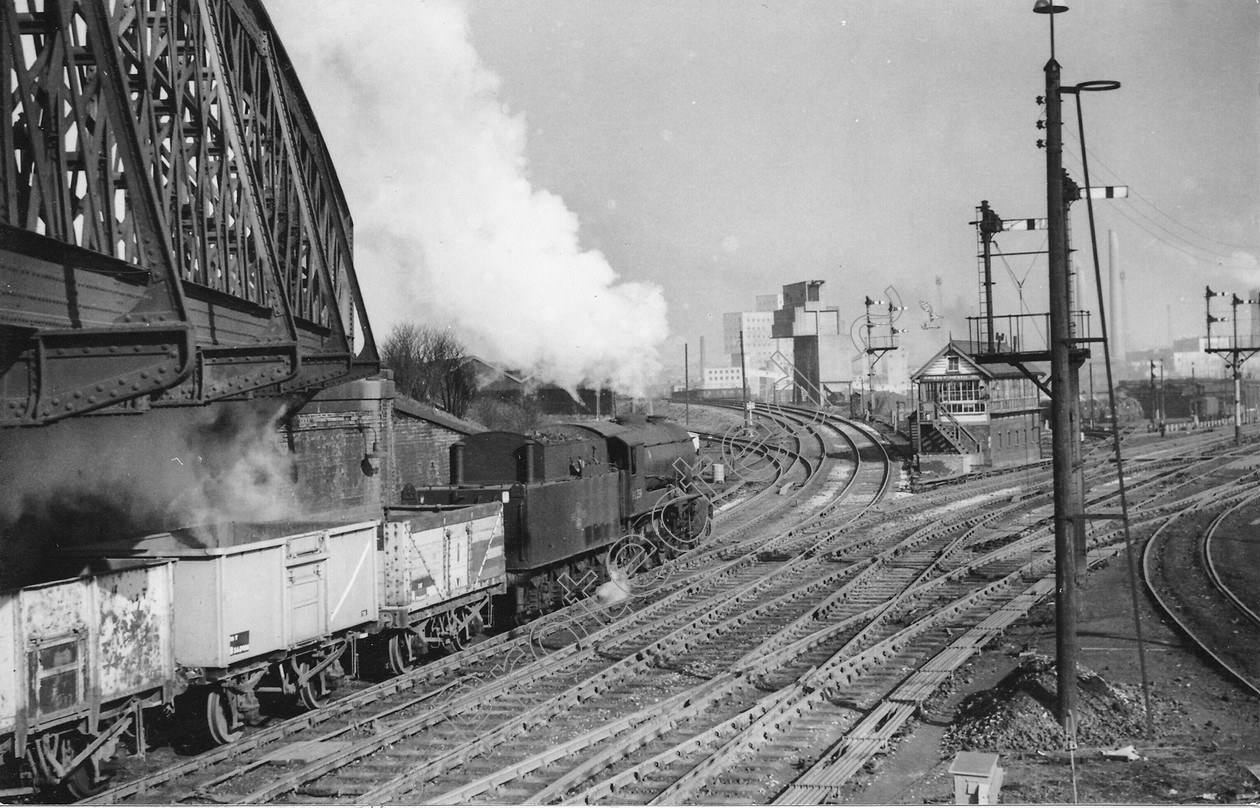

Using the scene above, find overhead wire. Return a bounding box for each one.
[1070,85,1155,738]
[991,233,1051,345]
[1060,141,1255,267]
[1063,129,1259,252]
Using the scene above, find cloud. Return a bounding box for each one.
[269,0,667,395]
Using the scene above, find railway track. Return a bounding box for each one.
[1143,477,1260,699]
[90,412,1260,804]
[88,404,839,803]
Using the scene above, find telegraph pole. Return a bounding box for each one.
[1235,302,1243,440]
[1159,360,1165,428]
[1037,0,1083,737]
[684,343,690,427]
[739,330,750,426]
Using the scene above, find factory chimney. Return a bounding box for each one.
[1108,230,1127,365]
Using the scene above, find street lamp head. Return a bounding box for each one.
[1033,0,1068,13]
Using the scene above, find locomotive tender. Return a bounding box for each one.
[406,414,712,619]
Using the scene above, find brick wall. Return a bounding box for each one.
[284,408,386,522]
[286,378,474,516]
[391,416,463,497]
[988,411,1042,468]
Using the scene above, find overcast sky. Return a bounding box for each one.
[267,1,1259,388]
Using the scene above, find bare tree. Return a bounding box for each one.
[380,323,478,418]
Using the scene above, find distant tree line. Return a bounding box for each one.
[379,323,477,418]
[380,322,542,431]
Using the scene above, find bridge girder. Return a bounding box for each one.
[0,0,378,426]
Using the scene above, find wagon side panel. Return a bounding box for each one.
[464,506,505,591]
[94,563,175,700]
[19,580,91,726]
[0,594,16,737]
[325,522,379,633]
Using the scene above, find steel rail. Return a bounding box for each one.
[560,449,1257,803]
[183,555,771,802]
[1203,498,1260,627]
[434,474,1092,802]
[556,448,1244,801]
[467,507,1024,802]
[244,414,873,804]
[108,413,1249,801]
[350,544,882,802]
[216,531,851,802]
[1144,490,1260,700]
[94,407,822,802]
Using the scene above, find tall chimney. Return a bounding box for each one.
[1108,229,1127,364]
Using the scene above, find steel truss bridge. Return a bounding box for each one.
[1,0,378,427]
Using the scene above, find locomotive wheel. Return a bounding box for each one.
[204,689,244,745]
[386,631,424,675]
[295,660,332,710]
[29,731,109,799]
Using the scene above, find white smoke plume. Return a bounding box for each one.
[269,1,668,396]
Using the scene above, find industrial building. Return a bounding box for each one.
[772,281,849,405]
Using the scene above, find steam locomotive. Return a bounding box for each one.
[405,414,713,620]
[0,416,709,799]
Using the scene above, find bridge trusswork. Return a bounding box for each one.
[1,0,378,426]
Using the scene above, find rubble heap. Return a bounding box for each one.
[943,654,1158,754]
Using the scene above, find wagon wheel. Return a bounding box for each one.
[443,608,481,653]
[442,611,467,653]
[28,731,109,799]
[460,611,484,648]
[203,688,244,745]
[386,631,424,675]
[295,658,332,711]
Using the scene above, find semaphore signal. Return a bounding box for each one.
[1204,286,1260,444]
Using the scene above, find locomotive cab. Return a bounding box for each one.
[575,415,699,520]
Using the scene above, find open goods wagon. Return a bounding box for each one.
[69,520,381,745]
[0,561,175,798]
[375,502,506,673]
[0,503,511,798]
